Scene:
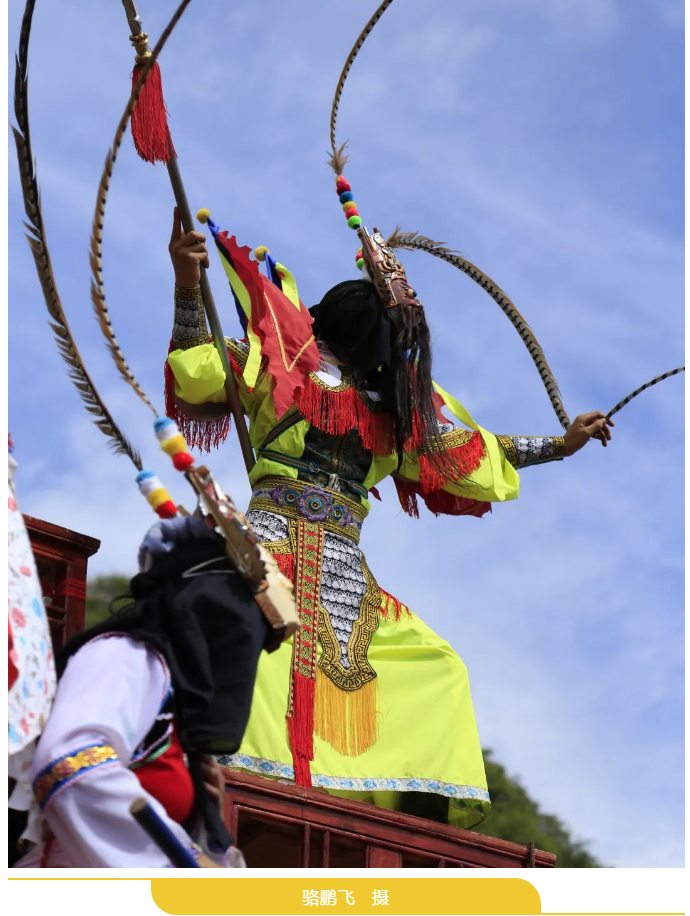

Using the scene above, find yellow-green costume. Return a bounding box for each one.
[167,282,565,828]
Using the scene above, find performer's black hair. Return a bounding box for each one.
[312,279,444,466]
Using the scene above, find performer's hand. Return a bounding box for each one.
[169,206,209,287]
[201,754,226,817]
[563,411,614,456]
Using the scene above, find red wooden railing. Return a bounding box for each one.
[222,769,556,869]
[24,515,100,651]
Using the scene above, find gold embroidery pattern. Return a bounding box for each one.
[318,552,380,691]
[495,434,518,466]
[224,338,250,370]
[420,427,477,455]
[553,436,566,459]
[34,744,119,810]
[173,286,209,351]
[248,476,367,545]
[174,284,203,300]
[307,367,354,393]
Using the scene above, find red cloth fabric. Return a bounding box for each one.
[219,234,320,418]
[133,724,195,826]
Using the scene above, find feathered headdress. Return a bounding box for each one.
[327,0,683,429]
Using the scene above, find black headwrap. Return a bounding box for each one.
[311,279,443,466]
[57,537,267,853]
[311,279,395,372]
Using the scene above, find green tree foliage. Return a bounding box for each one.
[475,749,602,867]
[84,576,603,867]
[85,574,132,628]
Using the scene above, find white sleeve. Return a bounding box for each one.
[31,634,198,868]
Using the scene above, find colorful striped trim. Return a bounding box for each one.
[219,754,491,803]
[33,744,119,810]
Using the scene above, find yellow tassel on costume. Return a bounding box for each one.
[314,669,380,757]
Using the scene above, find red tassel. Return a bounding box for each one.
[287,671,316,788]
[393,478,420,518]
[164,344,231,453]
[131,62,176,164]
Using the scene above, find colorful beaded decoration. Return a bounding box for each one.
[154,417,196,472]
[136,470,178,520]
[335,175,364,260]
[135,418,197,519]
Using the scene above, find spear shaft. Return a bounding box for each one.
[121,0,255,473]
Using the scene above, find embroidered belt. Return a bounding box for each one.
[33,744,119,810]
[257,448,368,500]
[249,476,367,544]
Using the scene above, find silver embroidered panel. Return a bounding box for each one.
[173,298,205,344]
[510,436,558,467]
[321,532,366,669]
[247,509,366,668]
[245,509,289,543]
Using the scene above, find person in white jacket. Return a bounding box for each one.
[15,518,266,868]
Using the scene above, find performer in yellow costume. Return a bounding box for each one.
[164,206,612,828]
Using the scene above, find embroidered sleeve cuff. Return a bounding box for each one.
[496,435,566,468]
[33,744,120,811]
[173,285,210,350]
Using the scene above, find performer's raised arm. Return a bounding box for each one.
[165,208,256,438]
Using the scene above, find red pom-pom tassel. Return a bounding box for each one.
[155,501,178,519]
[335,176,351,194]
[172,452,195,471]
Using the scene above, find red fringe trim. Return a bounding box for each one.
[379,588,412,622]
[418,430,486,492]
[297,380,395,456]
[131,62,176,164]
[287,671,315,788]
[164,343,231,453]
[273,552,296,584]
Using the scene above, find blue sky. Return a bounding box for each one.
[7,0,684,866]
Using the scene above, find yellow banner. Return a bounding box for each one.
[151,876,541,915]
